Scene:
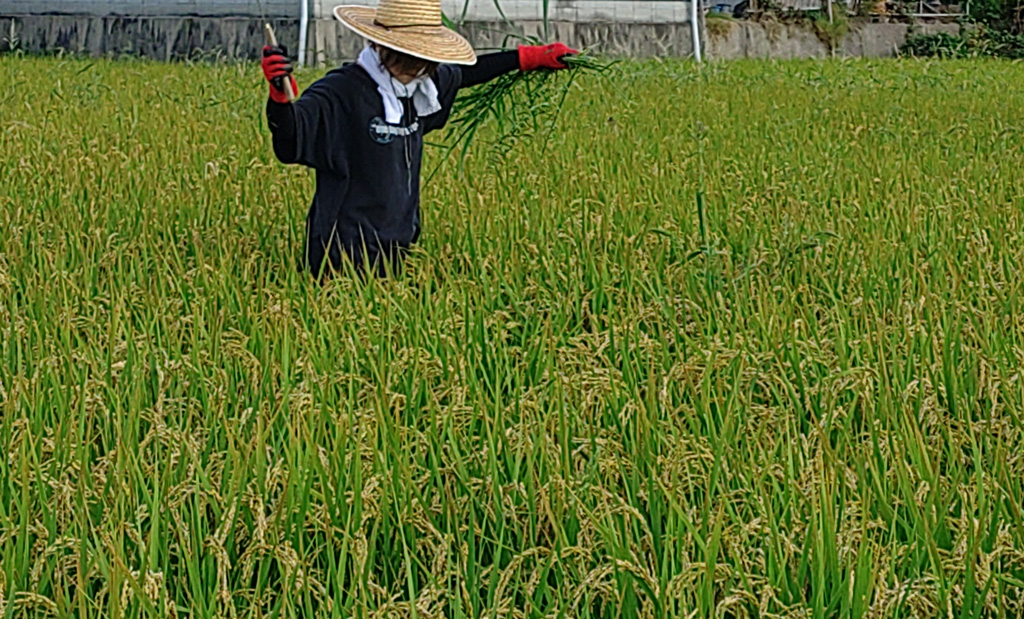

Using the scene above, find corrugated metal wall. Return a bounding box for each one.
[0,1,300,17]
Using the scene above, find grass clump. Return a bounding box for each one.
[435,48,616,176]
[706,13,738,39]
[812,9,851,54]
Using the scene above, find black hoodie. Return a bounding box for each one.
[266,51,518,276]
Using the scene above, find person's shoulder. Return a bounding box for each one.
[314,63,372,90]
[301,63,375,112]
[433,64,462,92]
[435,64,461,80]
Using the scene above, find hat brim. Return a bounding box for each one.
[334,6,477,65]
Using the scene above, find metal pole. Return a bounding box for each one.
[691,0,703,62]
[298,0,310,67]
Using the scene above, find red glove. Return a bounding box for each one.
[518,43,579,71]
[262,45,298,104]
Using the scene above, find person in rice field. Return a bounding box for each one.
[262,0,576,278]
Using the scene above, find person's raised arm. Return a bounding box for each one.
[263,45,300,163]
[459,51,518,88]
[459,43,579,89]
[262,47,350,173]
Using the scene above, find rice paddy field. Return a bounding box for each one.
[1,54,1024,618]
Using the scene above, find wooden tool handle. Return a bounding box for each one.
[263,23,297,102]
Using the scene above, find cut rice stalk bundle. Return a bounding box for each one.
[430,50,616,178]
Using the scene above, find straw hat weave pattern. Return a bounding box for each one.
[334,0,477,65]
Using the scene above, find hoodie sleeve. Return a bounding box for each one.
[459,51,519,88]
[421,52,520,134]
[266,99,298,163]
[267,71,352,173]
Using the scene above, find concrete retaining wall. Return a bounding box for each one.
[0,14,966,61]
[705,20,961,59]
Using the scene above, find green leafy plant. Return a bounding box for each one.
[901,27,1024,58]
[971,26,1024,56]
[969,0,1024,32]
[431,48,616,177]
[1,19,21,54]
[901,32,970,57]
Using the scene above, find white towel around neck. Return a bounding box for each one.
[357,46,441,125]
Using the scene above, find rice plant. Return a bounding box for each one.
[1,55,1023,619]
[433,50,616,177]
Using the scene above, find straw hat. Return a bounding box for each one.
[334,0,477,65]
